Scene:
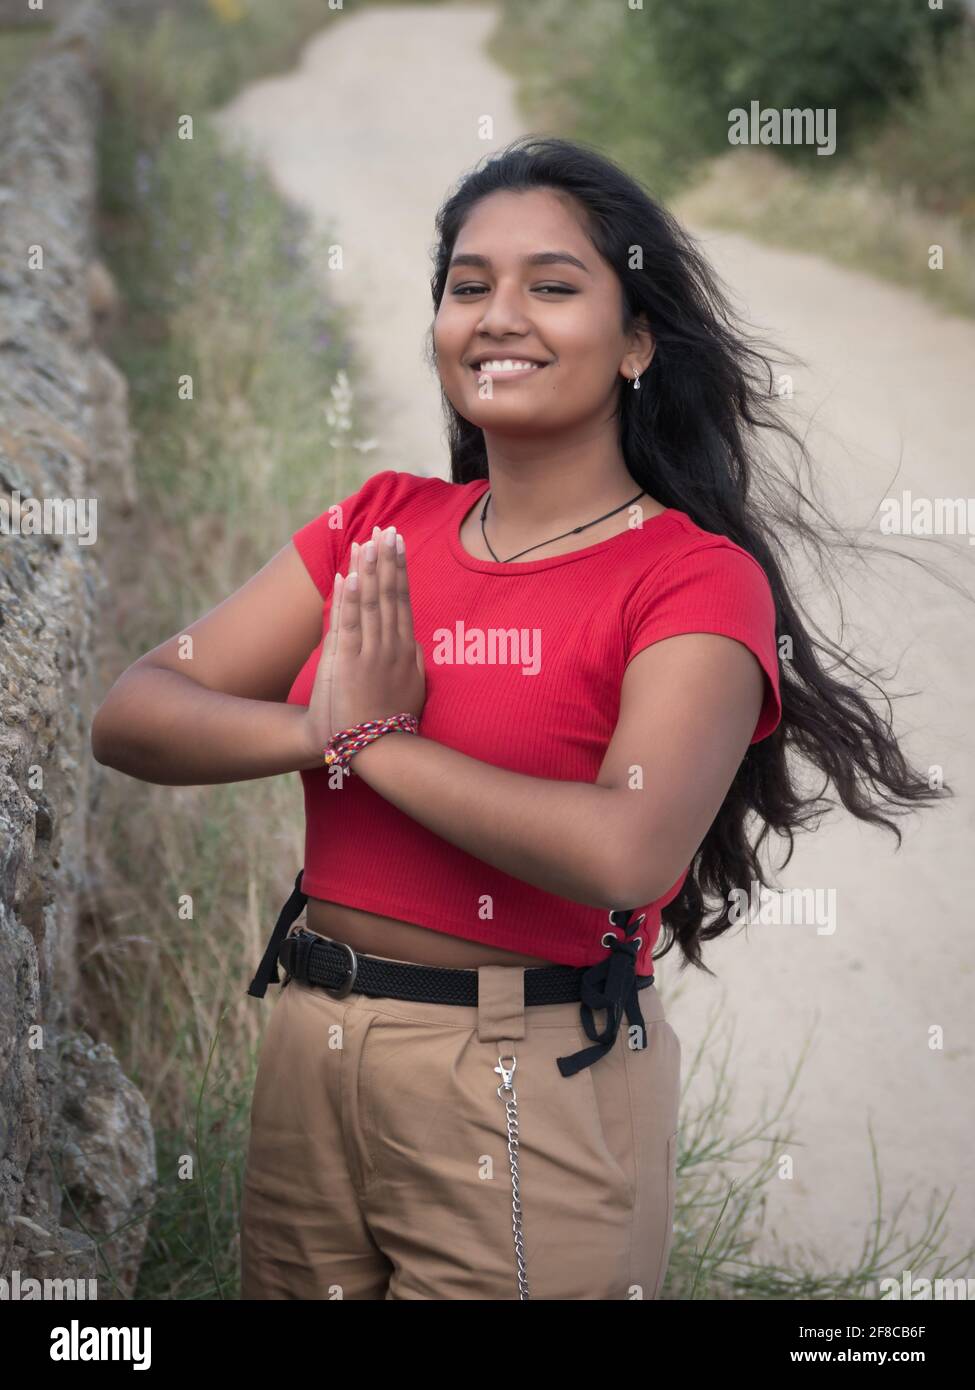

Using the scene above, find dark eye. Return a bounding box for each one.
[449,283,577,297]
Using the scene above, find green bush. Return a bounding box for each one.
[490,0,717,199]
[865,31,975,220]
[641,0,966,161]
[494,0,969,198]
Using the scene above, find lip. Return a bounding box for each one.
[469,362,550,382]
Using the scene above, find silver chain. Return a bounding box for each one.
[494,1054,530,1300]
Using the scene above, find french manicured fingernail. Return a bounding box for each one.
[364,541,376,562]
[396,532,405,554]
[347,570,358,590]
[384,526,396,548]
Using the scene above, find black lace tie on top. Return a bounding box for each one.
[556,907,649,1077]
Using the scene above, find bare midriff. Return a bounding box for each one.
[305,896,561,970]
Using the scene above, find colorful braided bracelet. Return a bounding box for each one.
[323,712,420,772]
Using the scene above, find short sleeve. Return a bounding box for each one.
[291,469,400,601]
[624,540,782,744]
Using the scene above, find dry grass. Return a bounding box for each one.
[675,148,975,318]
[86,2,374,1298]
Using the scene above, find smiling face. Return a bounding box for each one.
[433,187,653,438]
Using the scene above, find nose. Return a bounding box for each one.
[474,280,533,340]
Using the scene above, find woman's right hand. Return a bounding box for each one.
[302,576,343,763]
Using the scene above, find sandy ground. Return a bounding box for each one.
[213,4,975,1279]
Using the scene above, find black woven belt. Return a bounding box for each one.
[247,869,655,1075]
[278,925,656,1007]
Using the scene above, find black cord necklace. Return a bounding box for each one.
[479,488,647,563]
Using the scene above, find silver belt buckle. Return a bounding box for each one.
[323,940,359,998]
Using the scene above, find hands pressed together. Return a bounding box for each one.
[303,523,426,764]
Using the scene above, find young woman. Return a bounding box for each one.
[91,136,940,1301]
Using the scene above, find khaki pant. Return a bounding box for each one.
[240,946,681,1300]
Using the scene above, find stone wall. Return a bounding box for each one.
[0,0,153,1299]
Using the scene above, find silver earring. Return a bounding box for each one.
[632,371,641,391]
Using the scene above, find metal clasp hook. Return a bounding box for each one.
[495,1054,517,1097]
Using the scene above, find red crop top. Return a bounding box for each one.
[286,469,782,976]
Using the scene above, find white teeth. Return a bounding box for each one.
[476,359,542,372]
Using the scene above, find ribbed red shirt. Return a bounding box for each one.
[286,469,781,976]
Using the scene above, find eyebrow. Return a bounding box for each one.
[447,251,591,275]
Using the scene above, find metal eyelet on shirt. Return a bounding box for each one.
[604,908,647,936]
[601,933,643,950]
[601,922,645,949]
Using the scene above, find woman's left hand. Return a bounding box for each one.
[328,523,426,736]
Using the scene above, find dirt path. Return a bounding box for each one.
[213,4,975,1277]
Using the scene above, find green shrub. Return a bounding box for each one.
[865,31,975,220]
[641,0,966,162]
[490,0,716,199]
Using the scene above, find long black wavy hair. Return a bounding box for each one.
[424,134,951,976]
